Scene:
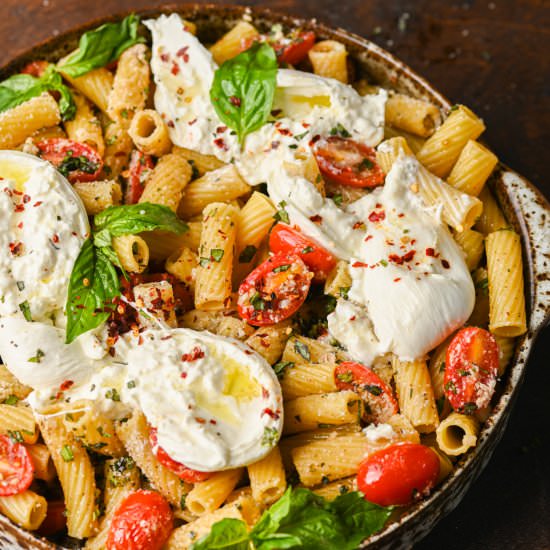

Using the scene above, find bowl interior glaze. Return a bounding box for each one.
[0,5,548,550]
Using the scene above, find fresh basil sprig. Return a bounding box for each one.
[0,65,75,120]
[58,14,145,78]
[190,487,392,550]
[210,43,278,147]
[65,203,188,343]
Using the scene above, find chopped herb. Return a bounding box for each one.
[462,402,477,414]
[120,108,128,119]
[7,430,24,443]
[180,495,187,510]
[330,123,351,138]
[273,360,294,379]
[250,291,266,311]
[364,384,383,396]
[58,152,99,179]
[294,131,308,141]
[105,388,120,401]
[439,360,446,373]
[60,445,74,462]
[188,160,200,179]
[16,281,25,291]
[238,244,257,263]
[199,257,210,267]
[19,301,32,321]
[332,194,343,206]
[336,371,353,383]
[449,104,460,112]
[3,395,19,406]
[436,396,446,415]
[444,380,457,394]
[321,475,330,485]
[302,246,314,254]
[325,295,337,314]
[210,248,224,262]
[294,340,311,361]
[359,157,374,170]
[476,277,489,295]
[379,259,388,267]
[127,380,136,389]
[339,286,350,299]
[288,144,298,149]
[273,264,290,273]
[96,426,111,438]
[27,349,45,363]
[261,426,279,447]
[339,484,350,495]
[273,201,290,224]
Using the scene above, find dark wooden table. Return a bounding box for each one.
[1,1,548,548]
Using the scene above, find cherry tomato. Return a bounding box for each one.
[36,138,103,183]
[20,60,49,78]
[126,150,155,204]
[313,136,385,188]
[37,500,66,536]
[269,223,336,282]
[107,490,173,550]
[357,443,440,507]
[237,253,313,326]
[0,435,34,496]
[273,31,316,66]
[334,362,398,423]
[149,428,211,483]
[444,327,499,414]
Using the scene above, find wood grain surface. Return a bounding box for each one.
[0,1,548,549]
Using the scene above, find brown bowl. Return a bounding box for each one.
[0,5,548,549]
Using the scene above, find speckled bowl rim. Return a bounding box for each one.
[0,5,548,550]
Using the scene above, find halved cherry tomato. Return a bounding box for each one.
[37,500,66,536]
[334,362,398,423]
[36,138,103,183]
[106,490,173,550]
[125,150,155,204]
[357,443,440,506]
[313,136,385,188]
[273,31,316,66]
[20,60,49,78]
[269,223,336,282]
[149,428,211,483]
[444,327,499,414]
[0,435,34,496]
[237,253,313,326]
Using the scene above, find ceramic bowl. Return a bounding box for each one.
[0,5,548,549]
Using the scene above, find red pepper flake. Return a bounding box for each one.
[9,242,22,255]
[441,259,450,269]
[12,189,22,196]
[244,349,253,355]
[216,126,227,133]
[209,419,217,425]
[262,408,280,420]
[59,380,74,391]
[403,250,416,262]
[195,417,206,424]
[277,127,292,136]
[389,250,416,265]
[167,120,175,128]
[425,247,436,257]
[214,138,228,151]
[364,235,373,242]
[230,96,242,107]
[309,134,321,146]
[352,261,369,268]
[349,315,356,321]
[33,201,42,207]
[52,234,59,243]
[176,46,190,62]
[262,387,270,399]
[181,372,188,379]
[398,213,405,218]
[302,122,310,128]
[14,204,25,213]
[353,221,366,230]
[375,203,382,208]
[188,118,197,125]
[17,222,23,229]
[181,346,205,362]
[309,214,323,224]
[394,277,402,282]
[171,62,180,75]
[22,194,31,203]
[3,187,12,197]
[368,210,385,223]
[270,108,282,117]
[160,52,170,62]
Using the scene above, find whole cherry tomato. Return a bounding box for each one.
[444,327,499,414]
[237,253,313,326]
[106,490,173,550]
[0,435,34,496]
[269,223,336,282]
[334,362,398,423]
[357,443,440,506]
[313,136,385,188]
[149,428,211,483]
[36,138,103,183]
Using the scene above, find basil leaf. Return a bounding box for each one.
[210,42,278,146]
[65,240,120,343]
[94,202,188,237]
[0,66,75,120]
[58,14,144,78]
[190,518,250,550]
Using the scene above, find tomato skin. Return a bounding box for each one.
[269,223,336,282]
[107,490,173,550]
[149,428,212,483]
[0,435,34,496]
[444,327,499,414]
[126,150,155,204]
[334,362,398,423]
[237,253,313,326]
[357,443,440,507]
[274,31,316,66]
[21,60,49,78]
[36,138,103,183]
[37,500,66,536]
[313,136,385,188]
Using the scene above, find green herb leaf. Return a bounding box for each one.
[3,395,19,406]
[105,388,121,402]
[273,264,290,273]
[273,361,294,379]
[301,246,314,254]
[7,430,24,444]
[294,340,311,361]
[60,445,74,462]
[19,301,32,322]
[58,14,144,78]
[250,291,266,312]
[210,42,278,146]
[239,244,257,263]
[58,152,99,179]
[332,194,343,207]
[339,286,350,299]
[190,518,250,550]
[65,240,120,344]
[27,349,45,363]
[211,249,224,262]
[330,123,351,138]
[261,427,279,447]
[0,65,75,120]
